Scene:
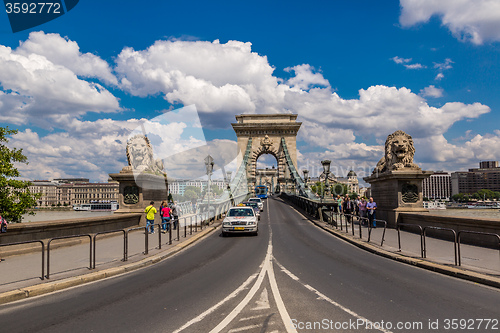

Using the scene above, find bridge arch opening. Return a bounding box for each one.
[231,114,307,196]
[255,153,279,193]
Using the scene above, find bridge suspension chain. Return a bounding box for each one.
[280,138,314,198]
[228,137,253,197]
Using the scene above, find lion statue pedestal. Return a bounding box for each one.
[109,135,168,226]
[363,130,432,228]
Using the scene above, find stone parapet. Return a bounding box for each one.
[399,212,500,248]
[0,213,141,245]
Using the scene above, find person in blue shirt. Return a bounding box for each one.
[366,197,377,228]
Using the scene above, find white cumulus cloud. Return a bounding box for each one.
[420,85,444,98]
[0,33,120,127]
[400,0,500,44]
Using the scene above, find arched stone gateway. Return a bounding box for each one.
[231,114,302,193]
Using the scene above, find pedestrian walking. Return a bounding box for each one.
[342,195,354,223]
[160,200,172,233]
[0,214,7,233]
[171,201,181,230]
[353,196,360,221]
[367,197,377,228]
[145,201,157,234]
[358,197,368,225]
[336,195,342,214]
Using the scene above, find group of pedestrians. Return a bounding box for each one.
[336,195,377,228]
[144,200,181,234]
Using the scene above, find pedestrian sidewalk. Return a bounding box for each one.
[0,217,220,305]
[309,211,500,288]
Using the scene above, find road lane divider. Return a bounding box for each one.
[274,259,393,333]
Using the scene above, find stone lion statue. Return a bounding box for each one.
[121,134,165,175]
[373,130,420,174]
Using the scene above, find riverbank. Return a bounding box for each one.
[22,210,114,223]
[29,206,72,212]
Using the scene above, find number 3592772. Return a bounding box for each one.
[5,2,62,14]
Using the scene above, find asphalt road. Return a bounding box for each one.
[0,196,499,333]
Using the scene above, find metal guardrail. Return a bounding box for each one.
[457,231,500,266]
[93,230,126,268]
[281,193,498,268]
[423,226,457,265]
[397,223,424,258]
[1,206,238,285]
[0,240,45,280]
[47,234,92,279]
[126,226,148,258]
[368,219,387,247]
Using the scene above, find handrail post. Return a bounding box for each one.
[123,231,127,262]
[422,226,457,264]
[358,216,362,239]
[351,214,355,236]
[457,230,500,267]
[93,234,97,269]
[46,234,92,279]
[0,240,45,280]
[397,224,401,252]
[158,224,162,249]
[177,220,180,241]
[169,223,172,245]
[144,227,148,255]
[380,220,387,246]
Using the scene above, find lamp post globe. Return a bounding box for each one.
[321,160,331,198]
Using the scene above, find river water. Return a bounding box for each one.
[20,208,500,222]
[22,210,114,223]
[427,208,500,220]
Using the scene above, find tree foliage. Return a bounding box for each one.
[0,127,40,222]
[452,190,500,202]
[311,182,349,197]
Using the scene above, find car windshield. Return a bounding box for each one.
[228,208,254,217]
[245,202,258,208]
[249,198,261,203]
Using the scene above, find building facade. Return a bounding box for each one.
[451,161,500,195]
[29,179,119,207]
[423,172,451,200]
[168,179,226,196]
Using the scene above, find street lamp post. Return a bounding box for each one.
[302,169,309,189]
[321,160,331,200]
[226,171,234,206]
[205,155,214,224]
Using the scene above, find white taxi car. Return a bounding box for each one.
[222,206,259,236]
[248,197,264,211]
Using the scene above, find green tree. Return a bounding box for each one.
[477,189,494,200]
[332,183,348,197]
[183,189,198,201]
[0,127,40,222]
[185,186,201,195]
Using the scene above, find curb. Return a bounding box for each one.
[289,204,500,289]
[0,223,220,305]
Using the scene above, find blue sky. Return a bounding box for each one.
[1,0,500,183]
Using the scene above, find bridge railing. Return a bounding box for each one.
[0,240,45,280]
[457,231,500,267]
[1,197,245,283]
[282,193,499,269]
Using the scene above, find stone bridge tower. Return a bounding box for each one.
[231,114,301,193]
